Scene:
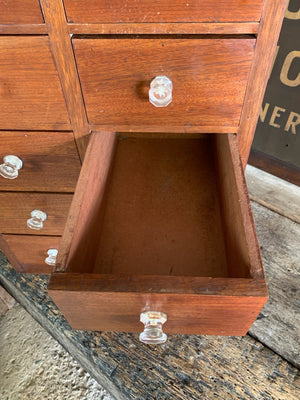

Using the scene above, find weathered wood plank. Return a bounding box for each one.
[249,201,300,369]
[246,165,300,224]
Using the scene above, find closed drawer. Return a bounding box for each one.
[48,132,268,339]
[64,0,263,23]
[0,192,73,235]
[74,38,255,133]
[0,0,43,24]
[0,37,70,130]
[0,131,81,192]
[0,234,61,274]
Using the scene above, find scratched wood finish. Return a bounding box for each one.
[0,259,299,399]
[0,0,43,24]
[40,0,90,160]
[0,131,81,192]
[74,38,255,132]
[238,0,288,168]
[0,36,70,131]
[0,192,72,236]
[64,0,264,23]
[68,22,259,35]
[49,132,267,335]
[0,234,61,274]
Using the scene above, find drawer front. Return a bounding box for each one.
[64,0,263,23]
[0,131,81,192]
[0,37,70,130]
[74,38,255,132]
[0,0,43,24]
[0,234,61,274]
[0,192,73,235]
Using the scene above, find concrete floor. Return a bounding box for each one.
[0,288,114,400]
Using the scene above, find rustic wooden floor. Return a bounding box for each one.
[0,165,299,400]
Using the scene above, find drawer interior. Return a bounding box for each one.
[49,132,267,335]
[63,133,251,279]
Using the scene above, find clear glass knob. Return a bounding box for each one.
[27,210,47,230]
[45,249,58,266]
[149,76,173,107]
[139,311,167,344]
[0,155,23,179]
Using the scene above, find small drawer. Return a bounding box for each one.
[73,38,255,133]
[0,131,81,192]
[0,0,43,24]
[0,192,73,235]
[64,0,263,24]
[48,132,268,340]
[0,37,70,131]
[0,234,61,274]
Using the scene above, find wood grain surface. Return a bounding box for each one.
[40,0,90,160]
[74,38,255,132]
[0,36,70,131]
[0,192,72,236]
[68,22,259,35]
[0,24,47,34]
[0,0,43,24]
[64,0,264,23]
[0,131,81,193]
[238,0,288,168]
[0,234,61,274]
[246,164,300,224]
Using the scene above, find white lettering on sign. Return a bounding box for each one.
[259,103,300,134]
[269,106,286,128]
[285,112,300,134]
[280,51,300,87]
[285,3,300,20]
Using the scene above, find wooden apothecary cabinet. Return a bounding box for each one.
[0,0,288,342]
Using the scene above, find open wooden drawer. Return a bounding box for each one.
[48,132,268,342]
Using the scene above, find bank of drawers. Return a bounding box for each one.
[0,35,80,273]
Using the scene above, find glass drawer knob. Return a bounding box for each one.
[27,210,47,230]
[0,155,23,179]
[149,76,173,107]
[139,311,167,344]
[45,249,58,266]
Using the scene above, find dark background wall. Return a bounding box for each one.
[251,0,299,183]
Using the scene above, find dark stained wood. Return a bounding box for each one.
[0,0,43,24]
[74,38,255,132]
[0,234,61,274]
[40,0,90,160]
[68,22,259,35]
[55,131,117,271]
[249,149,300,187]
[64,0,264,23]
[0,192,73,236]
[0,36,70,131]
[50,132,267,335]
[238,0,288,168]
[0,24,47,34]
[0,131,81,193]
